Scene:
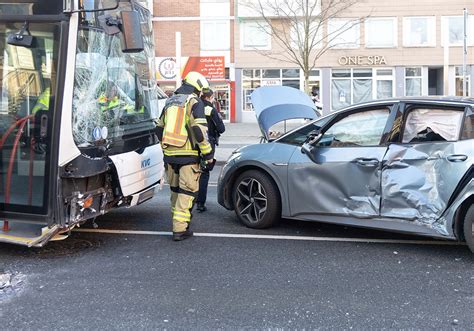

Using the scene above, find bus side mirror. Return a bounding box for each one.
[120,10,144,53]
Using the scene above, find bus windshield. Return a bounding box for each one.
[72,3,158,149]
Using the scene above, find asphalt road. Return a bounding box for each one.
[0,167,473,329]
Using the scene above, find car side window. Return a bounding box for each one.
[316,109,390,147]
[461,110,473,140]
[402,108,464,143]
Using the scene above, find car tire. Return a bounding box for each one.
[463,204,474,253]
[232,170,280,229]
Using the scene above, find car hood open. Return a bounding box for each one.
[251,86,319,140]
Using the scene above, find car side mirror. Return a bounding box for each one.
[301,142,319,163]
[304,129,322,145]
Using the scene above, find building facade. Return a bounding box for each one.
[152,0,235,121]
[153,0,474,122]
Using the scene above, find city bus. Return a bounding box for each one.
[0,0,165,246]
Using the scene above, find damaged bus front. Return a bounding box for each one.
[0,0,164,247]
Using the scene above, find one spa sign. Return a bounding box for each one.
[338,55,387,66]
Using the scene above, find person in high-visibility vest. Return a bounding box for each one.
[155,71,213,241]
[31,87,50,113]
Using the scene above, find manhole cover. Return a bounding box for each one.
[28,237,101,258]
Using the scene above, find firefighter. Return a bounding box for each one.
[155,71,213,241]
[196,88,225,212]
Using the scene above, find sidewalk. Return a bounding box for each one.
[214,120,303,164]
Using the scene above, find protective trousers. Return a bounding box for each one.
[196,141,216,205]
[166,163,201,232]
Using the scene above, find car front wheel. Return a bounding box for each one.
[463,204,474,253]
[232,170,280,229]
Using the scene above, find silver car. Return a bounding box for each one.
[218,89,474,252]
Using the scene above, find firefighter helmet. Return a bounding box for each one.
[183,71,209,92]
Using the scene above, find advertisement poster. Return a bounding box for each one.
[156,56,225,81]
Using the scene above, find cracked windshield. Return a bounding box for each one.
[72,5,158,147]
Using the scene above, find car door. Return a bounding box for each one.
[287,105,393,218]
[381,103,473,228]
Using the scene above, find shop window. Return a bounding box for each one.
[240,21,271,50]
[455,66,470,97]
[403,16,436,47]
[201,20,230,51]
[376,69,394,99]
[331,68,394,111]
[328,18,360,49]
[242,68,300,111]
[365,17,397,48]
[441,16,474,46]
[405,67,422,96]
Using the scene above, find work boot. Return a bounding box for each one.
[196,203,207,212]
[172,228,193,241]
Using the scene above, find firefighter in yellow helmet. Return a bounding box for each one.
[155,71,213,241]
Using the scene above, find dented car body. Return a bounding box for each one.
[218,95,474,250]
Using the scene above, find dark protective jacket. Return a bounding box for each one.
[156,84,213,165]
[203,99,225,145]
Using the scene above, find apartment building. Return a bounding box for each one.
[153,0,474,122]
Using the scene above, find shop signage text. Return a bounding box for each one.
[338,55,387,66]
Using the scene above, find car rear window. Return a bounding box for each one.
[402,108,464,143]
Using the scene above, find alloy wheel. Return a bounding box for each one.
[235,178,268,224]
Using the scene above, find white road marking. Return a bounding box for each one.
[73,228,463,246]
[162,183,218,187]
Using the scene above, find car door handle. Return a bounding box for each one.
[353,158,379,167]
[447,154,468,162]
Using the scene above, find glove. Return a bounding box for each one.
[200,158,216,172]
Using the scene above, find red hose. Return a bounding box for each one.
[2,117,32,232]
[28,138,34,205]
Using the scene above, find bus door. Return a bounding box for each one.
[0,20,61,244]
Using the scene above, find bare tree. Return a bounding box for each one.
[239,0,368,93]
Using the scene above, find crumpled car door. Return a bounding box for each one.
[380,106,472,235]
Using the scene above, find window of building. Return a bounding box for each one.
[455,66,470,97]
[201,20,230,51]
[200,0,230,17]
[328,18,360,49]
[403,16,436,47]
[365,17,397,48]
[330,68,394,111]
[290,21,322,49]
[441,16,474,46]
[242,68,301,111]
[405,67,422,96]
[240,21,271,50]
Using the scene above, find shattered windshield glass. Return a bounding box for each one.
[72,4,158,147]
